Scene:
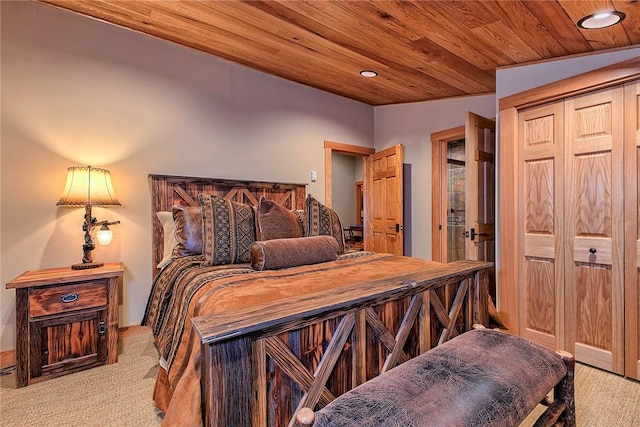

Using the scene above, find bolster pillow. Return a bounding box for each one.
[250,235,339,271]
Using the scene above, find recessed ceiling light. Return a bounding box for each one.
[360,70,378,78]
[577,11,625,29]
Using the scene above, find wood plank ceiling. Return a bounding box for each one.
[37,1,640,106]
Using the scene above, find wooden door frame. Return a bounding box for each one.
[430,126,465,262]
[324,140,375,224]
[624,81,639,380]
[498,57,640,334]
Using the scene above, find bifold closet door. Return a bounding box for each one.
[564,86,625,375]
[518,102,565,351]
[625,81,639,380]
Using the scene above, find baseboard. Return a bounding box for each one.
[0,324,149,368]
[119,324,150,338]
[0,349,15,369]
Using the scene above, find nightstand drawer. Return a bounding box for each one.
[29,282,107,318]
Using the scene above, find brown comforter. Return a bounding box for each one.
[142,251,441,426]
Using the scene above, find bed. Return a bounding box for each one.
[142,174,492,427]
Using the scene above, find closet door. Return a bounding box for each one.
[518,101,565,350]
[565,87,625,374]
[625,81,639,380]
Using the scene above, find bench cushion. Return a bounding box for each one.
[313,329,567,427]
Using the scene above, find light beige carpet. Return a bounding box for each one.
[521,360,640,426]
[1,327,639,426]
[0,328,163,426]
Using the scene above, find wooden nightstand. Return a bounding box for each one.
[6,263,123,387]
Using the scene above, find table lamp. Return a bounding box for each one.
[57,166,121,269]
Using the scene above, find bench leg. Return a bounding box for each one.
[295,407,315,427]
[555,350,576,427]
[532,350,575,427]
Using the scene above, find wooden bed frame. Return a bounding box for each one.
[148,174,493,427]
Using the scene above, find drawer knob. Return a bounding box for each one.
[589,247,597,254]
[60,293,79,303]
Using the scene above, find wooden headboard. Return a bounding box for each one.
[149,174,306,277]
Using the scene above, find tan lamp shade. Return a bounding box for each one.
[57,166,121,207]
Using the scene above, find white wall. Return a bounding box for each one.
[331,153,357,227]
[373,95,497,258]
[0,2,373,352]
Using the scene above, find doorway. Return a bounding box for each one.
[331,152,364,250]
[431,125,465,263]
[431,113,495,265]
[446,138,466,262]
[431,112,497,307]
[324,141,375,250]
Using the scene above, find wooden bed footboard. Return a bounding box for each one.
[191,260,492,427]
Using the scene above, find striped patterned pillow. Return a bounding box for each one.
[303,194,345,254]
[198,193,257,265]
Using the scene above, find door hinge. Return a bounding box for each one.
[98,322,106,336]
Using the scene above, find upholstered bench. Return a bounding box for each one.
[295,328,575,427]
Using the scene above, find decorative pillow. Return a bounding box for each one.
[156,211,179,268]
[171,205,203,257]
[303,194,346,254]
[257,197,304,241]
[250,236,339,271]
[199,193,257,265]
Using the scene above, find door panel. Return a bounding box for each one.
[525,260,556,337]
[366,145,403,255]
[465,112,495,263]
[519,101,565,350]
[565,87,624,374]
[625,81,640,380]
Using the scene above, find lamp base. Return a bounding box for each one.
[71,262,104,270]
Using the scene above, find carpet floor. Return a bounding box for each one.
[1,327,638,426]
[0,328,163,426]
[522,362,640,426]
